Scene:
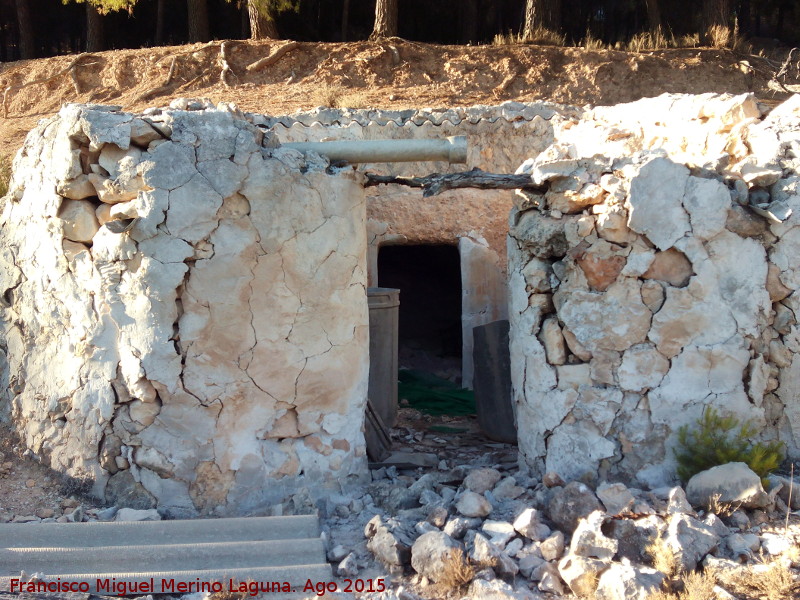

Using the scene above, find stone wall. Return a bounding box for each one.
[508,93,800,488]
[0,101,369,516]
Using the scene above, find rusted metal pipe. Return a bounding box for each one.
[282,136,468,164]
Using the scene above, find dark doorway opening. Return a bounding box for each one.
[378,244,462,384]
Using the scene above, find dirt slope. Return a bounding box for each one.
[0,39,793,156]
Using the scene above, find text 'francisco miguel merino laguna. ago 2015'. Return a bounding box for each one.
[9,577,389,596]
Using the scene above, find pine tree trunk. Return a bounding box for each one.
[522,0,562,37]
[15,0,36,59]
[341,0,350,42]
[459,0,478,44]
[702,0,730,44]
[522,0,535,38]
[86,3,104,52]
[703,0,729,29]
[155,0,166,45]
[644,0,662,31]
[370,0,398,40]
[248,1,278,40]
[187,0,210,42]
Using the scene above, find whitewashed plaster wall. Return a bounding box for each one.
[508,93,800,488]
[0,101,369,516]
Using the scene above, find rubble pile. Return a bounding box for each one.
[358,462,799,600]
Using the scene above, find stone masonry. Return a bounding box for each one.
[3,93,800,516]
[0,101,369,516]
[508,93,800,487]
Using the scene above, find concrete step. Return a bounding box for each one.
[0,515,332,594]
[0,514,321,547]
[0,538,326,572]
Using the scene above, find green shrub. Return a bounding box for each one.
[674,407,784,486]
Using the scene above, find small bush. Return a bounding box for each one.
[673,407,785,486]
[58,473,95,498]
[727,558,800,600]
[0,154,11,198]
[706,24,731,48]
[646,536,681,578]
[435,548,475,593]
[647,570,717,600]
[676,33,701,48]
[705,492,740,517]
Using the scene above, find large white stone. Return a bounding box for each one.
[682,176,730,241]
[686,463,769,510]
[627,157,690,250]
[58,199,100,243]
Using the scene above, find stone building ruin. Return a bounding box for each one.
[1,92,800,515]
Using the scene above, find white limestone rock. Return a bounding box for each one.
[456,491,492,518]
[682,176,730,241]
[539,316,566,365]
[596,482,635,516]
[465,468,503,494]
[58,199,100,243]
[686,463,770,510]
[618,344,669,392]
[115,508,161,521]
[410,531,462,583]
[663,513,720,571]
[568,510,618,560]
[627,157,690,250]
[558,554,608,597]
[595,562,665,600]
[513,508,551,542]
[556,278,652,352]
[545,421,617,483]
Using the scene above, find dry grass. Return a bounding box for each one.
[706,493,741,518]
[647,536,681,578]
[581,31,607,51]
[677,33,701,48]
[626,28,701,53]
[310,83,369,109]
[704,20,751,52]
[647,571,717,600]
[209,580,251,600]
[0,154,11,198]
[493,27,566,47]
[725,558,800,600]
[434,548,476,593]
[706,25,732,49]
[496,26,700,52]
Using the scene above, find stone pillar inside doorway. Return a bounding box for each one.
[459,234,508,389]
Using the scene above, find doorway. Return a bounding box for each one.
[377,244,462,384]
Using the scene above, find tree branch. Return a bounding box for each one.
[246,41,300,72]
[219,40,238,87]
[364,168,544,197]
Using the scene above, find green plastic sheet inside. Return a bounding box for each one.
[397,369,476,416]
